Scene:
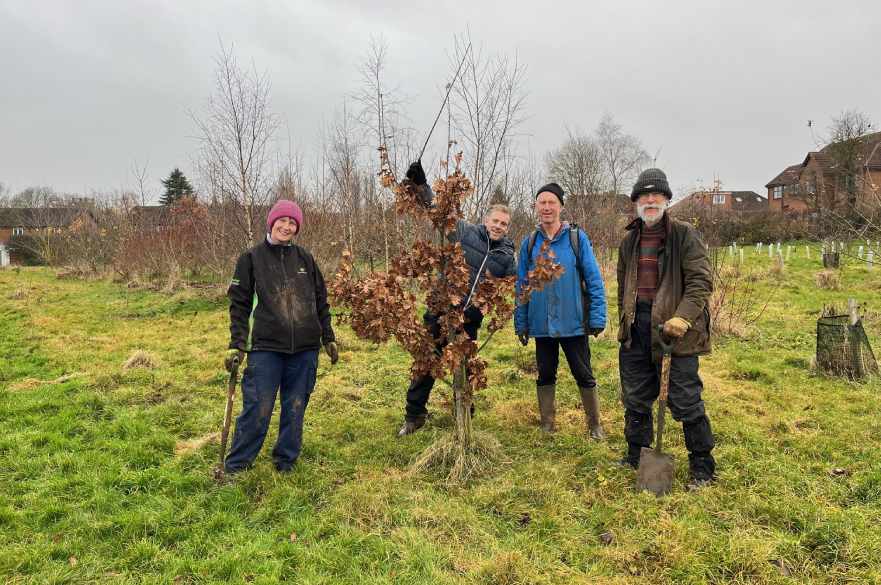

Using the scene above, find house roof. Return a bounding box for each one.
[808,131,881,173]
[728,191,766,212]
[131,205,171,224]
[765,164,802,188]
[0,207,87,228]
[802,151,836,177]
[853,132,881,170]
[670,190,765,214]
[767,131,881,188]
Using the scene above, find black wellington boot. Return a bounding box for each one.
[620,409,653,468]
[684,415,716,488]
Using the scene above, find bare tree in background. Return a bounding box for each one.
[449,33,527,220]
[325,103,363,255]
[826,109,875,212]
[193,42,280,249]
[351,37,406,269]
[546,129,605,219]
[130,159,151,206]
[596,113,650,196]
[274,129,306,202]
[4,186,62,208]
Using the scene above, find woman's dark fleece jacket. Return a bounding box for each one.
[228,239,334,354]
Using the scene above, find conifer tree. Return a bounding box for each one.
[160,168,194,206]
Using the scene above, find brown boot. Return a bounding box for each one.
[536,385,556,433]
[579,386,606,440]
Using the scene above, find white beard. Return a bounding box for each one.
[637,201,667,226]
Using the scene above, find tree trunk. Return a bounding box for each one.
[452,361,472,454]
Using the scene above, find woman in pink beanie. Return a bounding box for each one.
[222,199,338,474]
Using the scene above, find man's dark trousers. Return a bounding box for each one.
[535,335,596,388]
[619,302,715,477]
[225,349,319,472]
[405,309,482,422]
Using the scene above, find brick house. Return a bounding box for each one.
[0,207,96,265]
[766,131,881,216]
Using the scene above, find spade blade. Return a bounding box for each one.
[636,446,674,497]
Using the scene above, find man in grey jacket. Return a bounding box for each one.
[397,161,516,436]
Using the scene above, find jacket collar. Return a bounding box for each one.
[265,234,294,248]
[535,221,569,243]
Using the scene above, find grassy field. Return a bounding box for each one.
[2,245,881,584]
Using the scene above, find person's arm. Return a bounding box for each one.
[406,160,434,207]
[514,237,530,335]
[311,256,335,345]
[415,184,434,208]
[673,225,713,325]
[449,219,472,244]
[505,243,517,278]
[228,252,254,351]
[616,238,627,319]
[578,230,607,331]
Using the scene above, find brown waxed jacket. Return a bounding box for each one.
[617,214,713,359]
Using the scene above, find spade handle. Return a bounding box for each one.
[656,325,673,452]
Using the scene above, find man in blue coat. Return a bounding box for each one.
[514,183,608,438]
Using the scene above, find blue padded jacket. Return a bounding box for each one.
[514,223,607,338]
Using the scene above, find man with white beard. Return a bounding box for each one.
[616,168,717,489]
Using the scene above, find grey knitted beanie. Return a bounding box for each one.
[630,168,673,201]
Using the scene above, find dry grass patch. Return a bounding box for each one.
[174,432,220,456]
[492,398,538,428]
[815,270,840,290]
[123,350,158,370]
[411,430,507,485]
[7,372,85,391]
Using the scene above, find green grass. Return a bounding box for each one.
[2,245,881,584]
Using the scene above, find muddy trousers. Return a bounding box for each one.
[405,310,482,423]
[619,303,715,478]
[224,349,318,473]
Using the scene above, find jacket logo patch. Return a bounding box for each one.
[297,268,307,274]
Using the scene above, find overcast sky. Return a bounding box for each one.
[1,0,878,202]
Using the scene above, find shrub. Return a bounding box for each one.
[7,234,44,266]
[815,270,840,290]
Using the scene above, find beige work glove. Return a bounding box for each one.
[662,316,691,339]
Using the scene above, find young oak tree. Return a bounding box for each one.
[330,149,562,483]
